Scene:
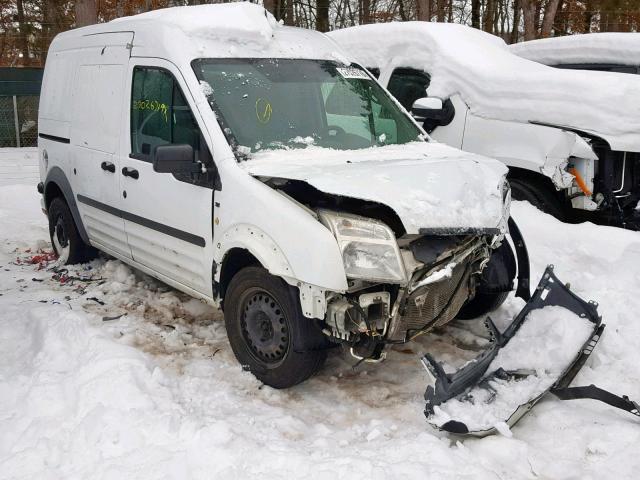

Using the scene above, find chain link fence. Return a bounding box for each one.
[0,95,39,148]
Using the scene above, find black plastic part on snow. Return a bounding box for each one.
[553,385,640,417]
[507,217,531,302]
[422,265,640,436]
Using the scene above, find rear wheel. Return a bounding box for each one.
[224,267,328,388]
[509,177,568,221]
[48,197,96,265]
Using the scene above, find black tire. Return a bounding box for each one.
[457,241,515,320]
[510,177,567,221]
[456,291,509,320]
[224,267,328,388]
[48,197,97,264]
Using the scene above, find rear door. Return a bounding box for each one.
[118,58,215,295]
[70,34,132,259]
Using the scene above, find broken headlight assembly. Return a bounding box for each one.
[318,209,406,283]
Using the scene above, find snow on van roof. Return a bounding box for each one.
[110,3,277,46]
[328,23,640,151]
[63,4,346,63]
[510,33,640,67]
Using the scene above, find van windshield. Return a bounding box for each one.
[192,59,424,155]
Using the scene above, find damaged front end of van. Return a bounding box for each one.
[243,145,638,435]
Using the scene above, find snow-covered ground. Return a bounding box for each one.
[0,148,38,187]
[1,150,639,479]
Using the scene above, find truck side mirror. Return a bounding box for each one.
[152,144,201,174]
[411,97,444,121]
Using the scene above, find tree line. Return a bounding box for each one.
[2,0,639,67]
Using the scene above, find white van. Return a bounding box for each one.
[329,23,640,230]
[38,4,522,388]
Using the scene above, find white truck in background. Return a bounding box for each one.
[329,23,640,229]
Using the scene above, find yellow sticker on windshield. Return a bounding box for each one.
[255,98,272,124]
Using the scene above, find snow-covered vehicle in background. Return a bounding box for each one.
[328,24,640,230]
[36,4,638,435]
[510,33,640,75]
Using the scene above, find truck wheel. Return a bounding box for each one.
[48,197,96,264]
[224,266,328,389]
[510,178,567,221]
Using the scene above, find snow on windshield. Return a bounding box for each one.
[329,23,640,151]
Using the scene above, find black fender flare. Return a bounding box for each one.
[44,166,90,244]
[508,217,531,302]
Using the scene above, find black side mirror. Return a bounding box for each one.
[152,144,201,174]
[411,97,455,133]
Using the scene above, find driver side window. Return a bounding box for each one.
[387,68,431,111]
[130,67,201,159]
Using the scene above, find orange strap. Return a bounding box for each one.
[568,167,592,197]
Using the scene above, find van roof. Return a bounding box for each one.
[51,3,348,63]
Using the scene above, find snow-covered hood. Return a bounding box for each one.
[240,142,509,235]
[328,23,640,152]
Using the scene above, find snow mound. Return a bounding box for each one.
[328,23,640,152]
[429,305,595,432]
[510,33,640,68]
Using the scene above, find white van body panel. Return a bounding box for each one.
[213,163,348,292]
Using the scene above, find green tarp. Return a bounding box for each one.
[0,67,43,97]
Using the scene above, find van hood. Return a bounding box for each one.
[240,142,509,235]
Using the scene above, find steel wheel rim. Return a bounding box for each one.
[240,289,290,365]
[53,216,70,263]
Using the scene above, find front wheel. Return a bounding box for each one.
[457,241,516,320]
[224,267,328,388]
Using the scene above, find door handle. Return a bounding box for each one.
[122,167,139,180]
[101,161,115,173]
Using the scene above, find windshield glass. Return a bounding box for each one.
[192,59,424,155]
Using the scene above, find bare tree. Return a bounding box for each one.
[75,0,97,27]
[471,0,481,28]
[416,0,430,21]
[317,0,330,30]
[540,0,561,37]
[521,0,537,40]
[15,0,31,65]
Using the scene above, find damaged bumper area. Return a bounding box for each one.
[422,265,639,437]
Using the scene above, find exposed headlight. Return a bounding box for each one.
[318,210,406,283]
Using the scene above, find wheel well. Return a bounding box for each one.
[218,248,261,306]
[44,181,64,209]
[507,167,567,200]
[507,167,557,190]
